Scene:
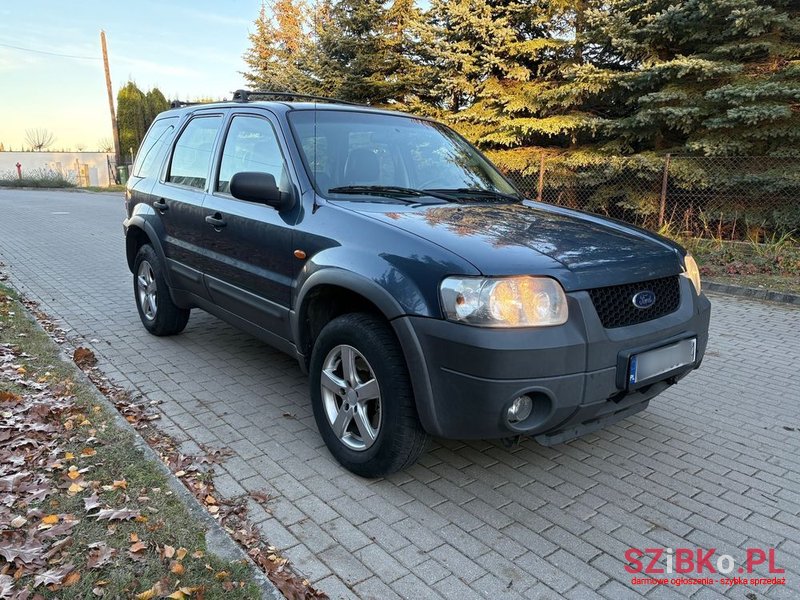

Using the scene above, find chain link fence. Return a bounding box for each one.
[505,155,800,242]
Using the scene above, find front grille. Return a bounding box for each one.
[588,276,680,328]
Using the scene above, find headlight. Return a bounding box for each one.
[440,276,568,327]
[682,254,701,294]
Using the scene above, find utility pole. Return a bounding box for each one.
[100,30,121,171]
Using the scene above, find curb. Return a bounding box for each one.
[15,294,284,600]
[703,280,800,306]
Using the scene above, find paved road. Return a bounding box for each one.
[2,189,800,600]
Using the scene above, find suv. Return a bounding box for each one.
[124,90,711,477]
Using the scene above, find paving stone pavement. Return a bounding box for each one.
[1,189,800,600]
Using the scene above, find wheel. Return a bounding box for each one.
[133,245,190,336]
[310,313,428,477]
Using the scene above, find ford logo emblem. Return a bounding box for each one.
[632,290,656,309]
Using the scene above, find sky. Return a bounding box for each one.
[0,1,264,151]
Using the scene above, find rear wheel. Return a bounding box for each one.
[133,245,190,336]
[310,313,428,477]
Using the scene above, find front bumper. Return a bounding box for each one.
[393,277,711,441]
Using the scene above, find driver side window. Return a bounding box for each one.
[217,116,288,195]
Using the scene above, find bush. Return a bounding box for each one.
[0,167,76,189]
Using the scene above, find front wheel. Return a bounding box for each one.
[310,313,428,477]
[133,245,190,336]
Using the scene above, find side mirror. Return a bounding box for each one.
[230,172,295,211]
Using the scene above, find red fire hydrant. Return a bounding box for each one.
[15,162,22,180]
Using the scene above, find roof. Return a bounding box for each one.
[166,99,414,119]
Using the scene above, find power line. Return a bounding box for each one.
[0,41,100,61]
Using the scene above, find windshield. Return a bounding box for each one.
[287,110,519,200]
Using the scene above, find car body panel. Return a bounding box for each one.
[349,201,684,291]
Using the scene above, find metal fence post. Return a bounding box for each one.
[659,153,671,228]
[537,152,545,202]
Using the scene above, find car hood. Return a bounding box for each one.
[350,201,684,292]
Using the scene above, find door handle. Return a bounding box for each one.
[205,213,227,229]
[153,198,168,212]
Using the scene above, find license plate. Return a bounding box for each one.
[629,338,696,386]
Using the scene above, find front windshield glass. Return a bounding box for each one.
[287,110,518,199]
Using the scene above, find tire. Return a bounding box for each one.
[310,313,428,477]
[133,244,190,336]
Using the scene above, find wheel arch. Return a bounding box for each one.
[294,272,402,365]
[125,217,172,286]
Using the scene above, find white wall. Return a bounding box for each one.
[0,152,114,187]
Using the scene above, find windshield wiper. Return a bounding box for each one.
[425,187,523,203]
[327,185,458,203]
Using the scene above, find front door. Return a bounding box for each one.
[200,112,297,340]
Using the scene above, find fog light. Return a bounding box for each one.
[508,395,533,424]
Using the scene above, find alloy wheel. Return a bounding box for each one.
[320,344,382,451]
[137,260,157,321]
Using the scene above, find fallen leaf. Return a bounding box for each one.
[94,508,140,521]
[112,479,127,490]
[86,542,116,569]
[67,482,85,494]
[67,470,81,480]
[0,540,45,564]
[170,561,184,575]
[176,547,188,560]
[41,514,59,525]
[129,541,147,554]
[204,495,217,505]
[249,489,271,504]
[63,571,81,587]
[130,533,139,543]
[162,545,175,559]
[65,452,75,461]
[0,391,21,403]
[33,564,74,588]
[10,515,26,528]
[81,448,97,457]
[135,578,167,599]
[83,493,101,512]
[215,571,229,581]
[73,347,97,369]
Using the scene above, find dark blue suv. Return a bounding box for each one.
[124,91,711,477]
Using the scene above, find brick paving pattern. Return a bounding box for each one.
[1,190,799,599]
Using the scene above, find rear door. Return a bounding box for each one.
[150,111,225,298]
[199,110,297,339]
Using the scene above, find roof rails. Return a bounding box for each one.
[169,99,205,109]
[231,89,363,107]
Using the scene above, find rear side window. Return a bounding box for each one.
[168,115,223,189]
[217,115,289,195]
[132,117,177,178]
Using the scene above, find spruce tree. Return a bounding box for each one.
[242,1,312,93]
[315,0,387,102]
